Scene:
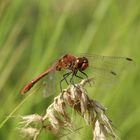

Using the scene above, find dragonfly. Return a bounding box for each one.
[21,54,134,94]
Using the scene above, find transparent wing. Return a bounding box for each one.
[80,54,135,75]
[85,67,118,88]
[32,70,56,98]
[42,70,56,98]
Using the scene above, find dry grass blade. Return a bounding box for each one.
[19,78,116,140]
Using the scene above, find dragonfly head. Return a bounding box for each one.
[77,57,89,71]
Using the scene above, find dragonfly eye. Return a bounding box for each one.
[81,57,89,71]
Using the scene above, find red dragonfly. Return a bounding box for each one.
[21,54,133,94]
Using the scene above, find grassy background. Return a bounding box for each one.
[0,0,140,139]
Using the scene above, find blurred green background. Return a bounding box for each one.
[0,0,140,139]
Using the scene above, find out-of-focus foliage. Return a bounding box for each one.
[0,0,140,140]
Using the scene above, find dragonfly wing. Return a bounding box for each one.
[86,67,118,88]
[30,70,56,98]
[42,70,56,98]
[80,54,134,75]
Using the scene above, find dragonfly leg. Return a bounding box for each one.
[75,74,84,79]
[70,72,82,90]
[70,74,75,85]
[79,70,91,86]
[60,71,72,92]
[79,70,88,79]
[70,69,87,84]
